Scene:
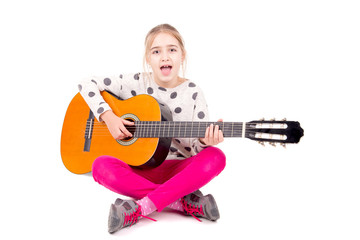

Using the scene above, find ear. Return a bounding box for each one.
[181,50,186,62]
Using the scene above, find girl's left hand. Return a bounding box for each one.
[199,119,224,146]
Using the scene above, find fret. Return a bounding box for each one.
[142,122,145,137]
[168,121,170,137]
[154,121,158,138]
[149,121,153,137]
[155,122,158,138]
[178,121,181,137]
[231,123,234,137]
[142,121,145,137]
[137,121,140,138]
[134,121,139,137]
[153,122,156,138]
[159,121,162,138]
[140,122,143,137]
[146,121,149,137]
[241,122,245,138]
[170,121,174,137]
[150,121,153,138]
[160,121,164,138]
[190,122,193,138]
[141,122,144,137]
[184,122,187,138]
[198,122,202,138]
[172,121,176,137]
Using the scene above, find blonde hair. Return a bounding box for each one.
[143,24,187,79]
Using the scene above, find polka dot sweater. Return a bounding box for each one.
[78,73,209,160]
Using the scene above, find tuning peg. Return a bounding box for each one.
[282,118,287,121]
[269,142,276,147]
[280,143,286,148]
[270,118,275,121]
[259,118,265,121]
[258,141,265,146]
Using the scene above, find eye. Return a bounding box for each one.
[170,48,177,52]
[152,50,160,54]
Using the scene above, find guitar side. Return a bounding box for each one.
[60,92,169,174]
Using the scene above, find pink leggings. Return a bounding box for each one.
[92,146,226,211]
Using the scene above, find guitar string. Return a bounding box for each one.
[82,128,277,135]
[82,126,286,138]
[83,128,254,133]
[88,122,280,125]
[84,122,287,136]
[83,126,282,132]
[83,125,247,132]
[81,133,287,142]
[86,123,263,129]
[84,126,283,131]
[88,122,285,128]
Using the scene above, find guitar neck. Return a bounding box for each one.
[132,121,245,138]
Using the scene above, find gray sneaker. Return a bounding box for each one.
[108,199,141,233]
[181,190,220,221]
[108,198,156,234]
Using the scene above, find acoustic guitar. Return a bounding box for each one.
[61,91,304,174]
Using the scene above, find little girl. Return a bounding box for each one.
[78,23,226,234]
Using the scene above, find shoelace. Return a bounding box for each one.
[181,198,204,222]
[123,205,156,228]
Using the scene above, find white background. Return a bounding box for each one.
[1,0,359,239]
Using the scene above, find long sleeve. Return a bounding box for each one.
[78,76,119,121]
[78,73,144,121]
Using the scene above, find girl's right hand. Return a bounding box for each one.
[100,110,134,140]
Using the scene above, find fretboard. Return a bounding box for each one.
[131,121,245,138]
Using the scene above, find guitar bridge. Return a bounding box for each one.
[83,110,95,152]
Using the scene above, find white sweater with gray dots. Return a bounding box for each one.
[79,73,209,160]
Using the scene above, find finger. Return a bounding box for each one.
[202,126,210,145]
[119,120,132,137]
[204,126,210,144]
[209,124,215,145]
[209,124,214,138]
[219,130,224,143]
[119,124,132,137]
[214,124,219,143]
[122,119,135,125]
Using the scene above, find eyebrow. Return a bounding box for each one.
[150,44,179,51]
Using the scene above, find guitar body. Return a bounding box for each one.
[61,92,172,174]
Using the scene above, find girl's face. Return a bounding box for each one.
[147,32,185,88]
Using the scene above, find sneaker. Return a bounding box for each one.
[108,198,155,234]
[181,190,220,222]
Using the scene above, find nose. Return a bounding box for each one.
[161,51,169,62]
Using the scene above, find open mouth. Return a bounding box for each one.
[160,65,172,76]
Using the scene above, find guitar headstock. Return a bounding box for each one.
[246,118,304,147]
